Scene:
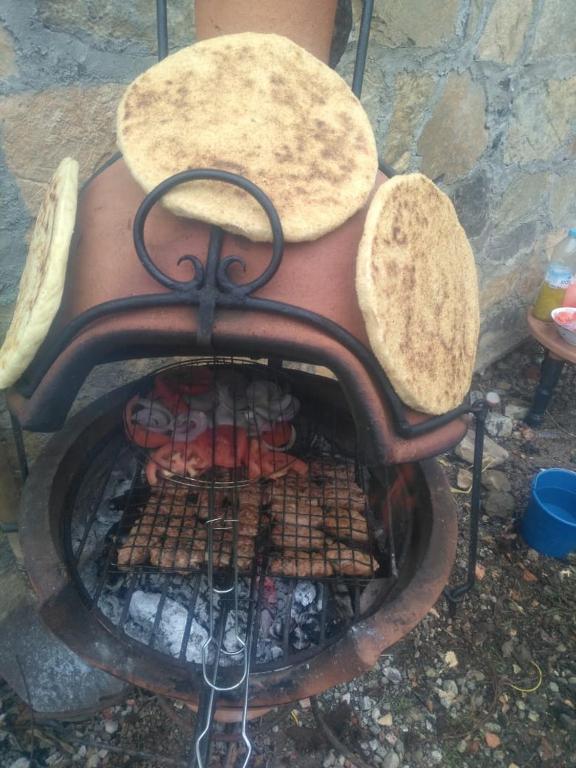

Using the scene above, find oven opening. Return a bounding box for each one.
[58,357,425,681]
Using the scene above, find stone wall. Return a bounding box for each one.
[1,0,575,369]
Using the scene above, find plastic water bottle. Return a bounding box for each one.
[532,228,576,320]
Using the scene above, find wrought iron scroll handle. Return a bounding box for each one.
[132,169,285,297]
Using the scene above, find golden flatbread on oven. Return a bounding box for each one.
[0,157,78,389]
[117,32,377,242]
[356,173,479,415]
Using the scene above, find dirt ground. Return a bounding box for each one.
[1,338,575,768]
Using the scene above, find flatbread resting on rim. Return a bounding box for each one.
[356,173,480,415]
[117,32,378,243]
[0,157,79,389]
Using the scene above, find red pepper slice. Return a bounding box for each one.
[213,425,248,468]
[247,439,307,480]
[260,421,293,448]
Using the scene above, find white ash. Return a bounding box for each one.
[260,608,273,637]
[128,590,209,664]
[71,464,134,562]
[256,640,284,664]
[98,592,123,625]
[223,611,248,655]
[293,581,316,608]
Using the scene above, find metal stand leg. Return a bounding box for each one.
[9,410,28,482]
[444,401,487,615]
[156,0,168,61]
[351,0,374,98]
[525,352,565,427]
[311,697,372,768]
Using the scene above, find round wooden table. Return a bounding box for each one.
[525,311,576,426]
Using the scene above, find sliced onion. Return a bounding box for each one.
[217,382,248,412]
[214,402,248,427]
[245,408,274,435]
[172,410,208,441]
[131,399,174,431]
[216,370,248,392]
[262,425,296,452]
[255,395,299,422]
[246,380,283,407]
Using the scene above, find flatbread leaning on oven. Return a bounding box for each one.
[356,173,479,415]
[0,157,78,389]
[117,32,378,243]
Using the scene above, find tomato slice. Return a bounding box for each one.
[129,424,171,449]
[153,368,214,408]
[260,422,292,448]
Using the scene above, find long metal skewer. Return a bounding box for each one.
[193,409,254,766]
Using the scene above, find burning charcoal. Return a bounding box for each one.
[256,640,284,664]
[98,592,123,625]
[290,624,309,650]
[290,613,321,651]
[127,590,209,663]
[185,620,211,664]
[293,581,316,608]
[260,608,274,637]
[224,627,245,655]
[270,617,284,642]
[332,581,354,619]
[223,611,248,656]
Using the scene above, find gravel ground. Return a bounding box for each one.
[1,339,575,768]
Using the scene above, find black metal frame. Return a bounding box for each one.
[525,351,565,427]
[444,399,488,610]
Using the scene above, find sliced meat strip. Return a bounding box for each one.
[321,508,369,544]
[117,513,172,567]
[273,475,322,499]
[271,523,326,550]
[271,507,324,528]
[325,539,376,577]
[147,486,225,521]
[210,531,255,570]
[151,527,207,571]
[309,460,354,483]
[270,495,320,514]
[321,484,366,504]
[149,514,207,571]
[268,549,333,578]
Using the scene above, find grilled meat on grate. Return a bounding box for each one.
[116,458,376,578]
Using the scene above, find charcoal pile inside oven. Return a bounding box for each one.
[71,452,379,666]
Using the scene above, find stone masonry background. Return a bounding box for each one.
[0,0,575,370]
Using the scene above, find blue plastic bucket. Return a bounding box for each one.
[521,469,576,557]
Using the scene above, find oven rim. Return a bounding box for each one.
[19,373,457,710]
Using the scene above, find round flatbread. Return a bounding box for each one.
[117,32,378,243]
[356,173,479,415]
[0,157,78,389]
